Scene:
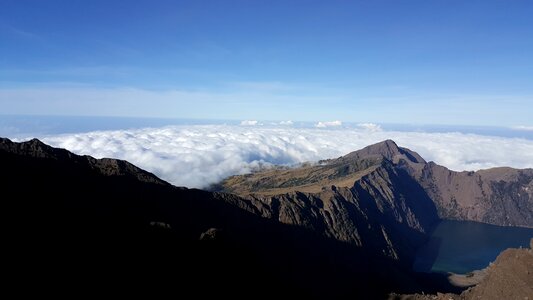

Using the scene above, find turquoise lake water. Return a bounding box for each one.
[413,220,533,274]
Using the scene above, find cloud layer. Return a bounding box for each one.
[316,120,342,128]
[40,125,533,189]
[240,120,260,126]
[513,125,533,131]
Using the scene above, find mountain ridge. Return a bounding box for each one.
[222,139,533,228]
[0,137,170,185]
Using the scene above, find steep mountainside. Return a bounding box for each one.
[1,137,439,298]
[223,140,533,228]
[417,163,533,226]
[224,140,440,264]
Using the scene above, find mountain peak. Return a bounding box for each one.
[0,137,67,159]
[25,138,51,150]
[343,140,426,164]
[363,139,400,155]
[28,138,43,144]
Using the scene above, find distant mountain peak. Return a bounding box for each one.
[378,139,398,147]
[223,140,427,197]
[360,139,401,156]
[342,139,426,164]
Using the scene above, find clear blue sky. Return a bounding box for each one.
[1,0,532,126]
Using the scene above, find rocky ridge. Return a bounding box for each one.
[223,140,441,264]
[223,139,533,230]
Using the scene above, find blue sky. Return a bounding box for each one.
[1,0,532,126]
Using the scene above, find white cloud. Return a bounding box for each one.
[240,120,260,126]
[278,120,294,126]
[316,120,342,128]
[39,125,533,189]
[513,125,533,131]
[357,123,382,132]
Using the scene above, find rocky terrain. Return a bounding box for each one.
[223,140,441,265]
[418,162,533,227]
[223,139,533,228]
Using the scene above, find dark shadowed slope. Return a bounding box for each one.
[1,137,435,299]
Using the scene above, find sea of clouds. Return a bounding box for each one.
[39,123,533,189]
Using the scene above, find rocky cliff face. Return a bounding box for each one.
[417,163,533,227]
[223,139,533,232]
[223,140,441,264]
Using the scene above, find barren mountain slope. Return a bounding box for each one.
[223,140,533,228]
